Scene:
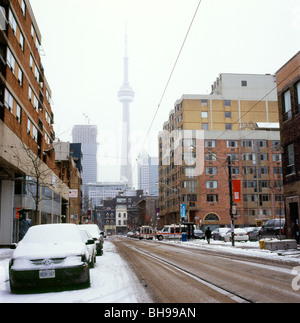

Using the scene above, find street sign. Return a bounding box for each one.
[181,204,186,218]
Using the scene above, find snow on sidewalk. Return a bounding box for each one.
[0,239,151,303]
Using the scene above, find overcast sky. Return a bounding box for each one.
[29,0,300,185]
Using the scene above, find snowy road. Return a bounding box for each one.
[0,239,151,303]
[112,236,300,303]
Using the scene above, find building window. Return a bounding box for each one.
[272,154,281,162]
[296,81,300,114]
[206,181,217,189]
[205,140,216,148]
[225,111,231,118]
[283,90,292,121]
[207,195,218,203]
[201,99,208,106]
[225,123,232,130]
[202,123,208,130]
[241,80,247,87]
[201,111,208,118]
[227,140,238,148]
[20,0,26,16]
[205,153,217,161]
[206,167,217,175]
[224,100,231,107]
[204,213,219,221]
[287,144,295,175]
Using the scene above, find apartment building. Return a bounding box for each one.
[0,0,69,245]
[276,51,300,242]
[158,73,282,229]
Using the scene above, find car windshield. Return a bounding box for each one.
[79,225,100,238]
[22,224,81,244]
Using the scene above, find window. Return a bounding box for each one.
[206,181,217,189]
[296,81,300,114]
[202,123,208,130]
[7,48,16,73]
[242,140,254,148]
[287,144,295,174]
[232,167,239,175]
[207,195,218,203]
[205,153,217,161]
[205,140,216,148]
[227,153,239,161]
[201,111,208,118]
[20,0,26,16]
[259,153,268,161]
[8,9,17,34]
[241,80,247,87]
[206,167,217,175]
[204,213,219,221]
[283,90,292,121]
[201,99,208,106]
[4,88,13,112]
[225,123,232,130]
[272,154,281,162]
[225,111,231,118]
[227,140,238,148]
[224,100,231,107]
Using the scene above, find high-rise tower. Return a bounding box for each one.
[118,33,135,187]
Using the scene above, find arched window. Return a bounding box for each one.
[204,213,219,221]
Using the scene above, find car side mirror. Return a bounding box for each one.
[10,243,17,249]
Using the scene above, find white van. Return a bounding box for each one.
[139,226,154,240]
[156,225,182,241]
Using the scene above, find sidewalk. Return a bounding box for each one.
[157,238,300,265]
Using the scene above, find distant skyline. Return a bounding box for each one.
[29,0,300,186]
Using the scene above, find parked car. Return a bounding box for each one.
[224,228,248,242]
[259,219,286,239]
[78,224,104,256]
[78,229,96,268]
[127,231,139,239]
[245,227,261,241]
[9,224,90,293]
[193,229,204,239]
[212,228,229,241]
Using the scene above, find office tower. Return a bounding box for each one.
[72,125,98,184]
[117,33,134,187]
[138,150,159,196]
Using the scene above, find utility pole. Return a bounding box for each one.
[227,156,235,246]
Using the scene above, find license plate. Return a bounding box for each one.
[39,270,55,279]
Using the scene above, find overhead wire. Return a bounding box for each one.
[128,0,203,186]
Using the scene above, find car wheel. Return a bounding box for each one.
[158,236,163,241]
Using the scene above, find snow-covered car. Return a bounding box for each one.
[224,228,248,242]
[78,229,97,268]
[212,228,229,241]
[78,224,104,256]
[9,224,90,293]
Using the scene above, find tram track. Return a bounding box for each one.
[112,236,300,303]
[130,245,254,303]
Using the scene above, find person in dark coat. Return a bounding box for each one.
[205,227,212,244]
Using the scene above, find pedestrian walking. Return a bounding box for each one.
[205,227,212,244]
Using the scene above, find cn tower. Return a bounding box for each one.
[117,32,135,187]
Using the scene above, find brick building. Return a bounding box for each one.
[276,51,300,241]
[0,0,69,245]
[158,73,282,229]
